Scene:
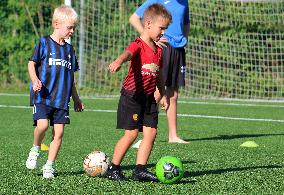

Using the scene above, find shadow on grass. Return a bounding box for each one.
[184,165,282,178]
[55,160,195,177]
[159,133,284,142]
[57,169,196,184]
[122,160,196,171]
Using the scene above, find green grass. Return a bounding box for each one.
[0,94,284,194]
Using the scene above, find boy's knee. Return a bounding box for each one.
[144,129,157,140]
[53,133,64,140]
[151,130,157,138]
[36,121,49,132]
[125,130,138,140]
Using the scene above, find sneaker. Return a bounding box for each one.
[26,149,40,170]
[106,166,126,181]
[132,168,158,182]
[42,164,55,179]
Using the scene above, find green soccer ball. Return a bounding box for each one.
[155,156,184,184]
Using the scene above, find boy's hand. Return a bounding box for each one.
[108,60,121,73]
[154,88,162,103]
[155,37,168,48]
[159,95,168,111]
[32,78,42,93]
[74,99,84,112]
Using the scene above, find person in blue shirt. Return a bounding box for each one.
[130,0,190,143]
[25,5,84,179]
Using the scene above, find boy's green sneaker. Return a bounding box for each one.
[43,164,55,179]
[26,148,40,170]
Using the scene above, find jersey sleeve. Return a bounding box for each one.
[126,41,140,59]
[30,38,45,64]
[135,0,158,18]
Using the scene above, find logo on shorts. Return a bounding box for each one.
[181,66,186,73]
[133,114,138,121]
[33,104,37,114]
[65,115,69,119]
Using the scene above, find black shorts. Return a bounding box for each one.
[162,46,186,87]
[33,103,70,126]
[116,94,158,131]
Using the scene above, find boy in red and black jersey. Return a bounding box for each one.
[107,4,172,182]
[121,36,162,96]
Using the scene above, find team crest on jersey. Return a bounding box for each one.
[133,114,139,121]
[141,63,159,76]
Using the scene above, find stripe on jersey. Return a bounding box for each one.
[29,36,78,110]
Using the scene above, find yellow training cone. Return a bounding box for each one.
[41,143,49,151]
[240,141,259,148]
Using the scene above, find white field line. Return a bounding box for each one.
[0,93,284,108]
[1,104,284,123]
[177,101,284,108]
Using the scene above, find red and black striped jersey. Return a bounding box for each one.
[121,37,163,96]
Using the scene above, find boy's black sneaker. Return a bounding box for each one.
[106,167,126,181]
[132,168,158,182]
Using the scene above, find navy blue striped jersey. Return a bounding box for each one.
[29,36,79,110]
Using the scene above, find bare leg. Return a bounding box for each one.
[136,126,157,165]
[33,119,49,146]
[112,129,139,165]
[47,124,64,161]
[166,87,189,143]
[26,119,49,170]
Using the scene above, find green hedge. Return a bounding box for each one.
[1,0,283,99]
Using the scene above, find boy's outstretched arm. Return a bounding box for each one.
[28,61,42,93]
[108,50,132,73]
[71,84,84,112]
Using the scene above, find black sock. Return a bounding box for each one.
[109,163,120,170]
[135,164,146,172]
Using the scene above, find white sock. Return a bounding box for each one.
[31,145,40,152]
[45,160,54,166]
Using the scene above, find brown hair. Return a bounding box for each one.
[142,3,172,25]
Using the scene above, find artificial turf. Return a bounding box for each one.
[0,94,283,194]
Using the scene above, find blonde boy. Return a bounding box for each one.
[26,5,84,179]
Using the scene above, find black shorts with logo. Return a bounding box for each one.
[162,46,186,87]
[116,93,158,131]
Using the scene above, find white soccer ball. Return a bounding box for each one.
[83,150,110,177]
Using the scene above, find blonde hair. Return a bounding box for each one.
[52,5,78,26]
[142,3,172,26]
